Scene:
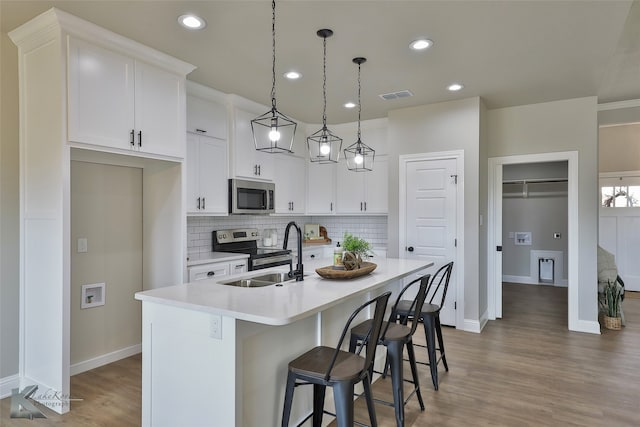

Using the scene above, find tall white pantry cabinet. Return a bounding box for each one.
[9,8,195,414]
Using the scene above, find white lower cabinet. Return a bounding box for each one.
[186,132,228,214]
[188,259,248,282]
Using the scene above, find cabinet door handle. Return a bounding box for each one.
[195,128,207,133]
[207,271,215,276]
[138,131,142,147]
[130,129,135,146]
[258,165,261,176]
[330,202,333,211]
[197,197,201,210]
[254,165,258,175]
[360,202,363,211]
[202,197,205,210]
[310,254,315,259]
[364,202,367,211]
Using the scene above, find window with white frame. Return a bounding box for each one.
[600,174,640,207]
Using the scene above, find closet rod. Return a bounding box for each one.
[503,178,568,184]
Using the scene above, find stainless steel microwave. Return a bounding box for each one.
[229,179,275,214]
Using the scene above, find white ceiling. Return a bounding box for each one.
[2,1,640,124]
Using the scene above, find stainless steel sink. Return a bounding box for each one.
[219,271,308,287]
[221,278,275,288]
[249,272,291,283]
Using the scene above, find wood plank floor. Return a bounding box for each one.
[2,284,639,426]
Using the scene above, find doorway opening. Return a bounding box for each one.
[488,151,581,331]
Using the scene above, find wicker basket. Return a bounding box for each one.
[604,315,622,330]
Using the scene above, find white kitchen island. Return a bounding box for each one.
[134,257,433,427]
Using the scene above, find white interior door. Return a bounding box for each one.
[404,158,458,326]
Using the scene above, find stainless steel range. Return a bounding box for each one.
[212,228,292,271]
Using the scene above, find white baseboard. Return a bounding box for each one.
[573,319,601,335]
[503,275,568,287]
[0,374,20,399]
[479,309,489,332]
[70,344,141,376]
[463,318,482,333]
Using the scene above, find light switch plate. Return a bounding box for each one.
[77,238,88,253]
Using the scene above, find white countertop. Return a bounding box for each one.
[135,257,433,325]
[187,251,250,267]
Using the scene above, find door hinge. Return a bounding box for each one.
[451,174,458,184]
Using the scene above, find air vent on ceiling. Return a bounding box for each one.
[379,90,413,101]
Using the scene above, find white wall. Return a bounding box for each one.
[0,32,19,379]
[488,97,599,325]
[599,123,640,173]
[70,162,142,366]
[387,97,482,323]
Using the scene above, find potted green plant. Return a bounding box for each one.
[342,232,372,270]
[603,281,622,330]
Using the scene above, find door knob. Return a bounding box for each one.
[407,246,414,252]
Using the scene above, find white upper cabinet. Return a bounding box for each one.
[306,162,336,215]
[186,94,227,140]
[336,155,388,214]
[274,154,306,214]
[68,36,188,159]
[232,108,273,180]
[186,132,228,215]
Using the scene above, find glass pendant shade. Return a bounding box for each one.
[345,57,375,172]
[251,0,296,154]
[308,28,341,163]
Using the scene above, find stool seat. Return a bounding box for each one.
[351,320,411,342]
[396,301,439,316]
[289,346,365,382]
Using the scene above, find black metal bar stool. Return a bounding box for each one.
[392,262,453,391]
[349,274,430,427]
[281,291,391,427]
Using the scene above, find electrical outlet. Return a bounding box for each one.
[77,238,88,253]
[210,314,222,339]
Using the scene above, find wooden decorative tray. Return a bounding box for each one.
[315,262,377,280]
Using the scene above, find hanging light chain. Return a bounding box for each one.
[322,34,328,127]
[357,60,362,141]
[271,0,277,109]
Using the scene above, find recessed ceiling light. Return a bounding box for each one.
[344,102,356,109]
[409,38,433,51]
[448,83,464,92]
[284,71,301,80]
[178,14,206,30]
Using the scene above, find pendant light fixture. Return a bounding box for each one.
[307,29,342,163]
[251,0,297,154]
[344,57,375,172]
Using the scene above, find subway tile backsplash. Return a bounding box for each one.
[187,215,388,259]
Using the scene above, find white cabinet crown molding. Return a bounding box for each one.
[10,8,195,76]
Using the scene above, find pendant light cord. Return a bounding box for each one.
[357,61,362,141]
[322,35,327,128]
[271,0,277,109]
